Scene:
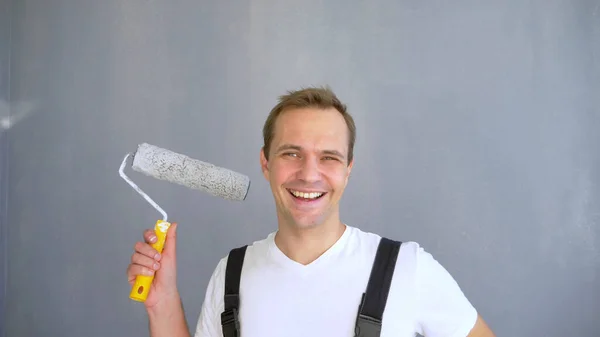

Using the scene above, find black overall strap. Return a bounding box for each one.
[354,237,402,337]
[221,245,247,337]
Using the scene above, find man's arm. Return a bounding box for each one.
[147,293,191,337]
[466,315,495,337]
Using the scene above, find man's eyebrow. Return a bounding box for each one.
[275,144,302,153]
[276,144,346,159]
[322,149,346,159]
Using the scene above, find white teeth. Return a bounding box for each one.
[290,190,324,199]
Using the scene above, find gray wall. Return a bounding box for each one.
[5,1,599,336]
[1,0,12,336]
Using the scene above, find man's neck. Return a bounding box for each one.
[274,219,346,265]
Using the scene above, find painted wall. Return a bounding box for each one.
[5,1,600,336]
[1,0,12,335]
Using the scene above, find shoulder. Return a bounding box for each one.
[353,228,478,335]
[347,226,430,268]
[206,232,275,290]
[395,242,478,336]
[354,227,469,297]
[193,233,275,337]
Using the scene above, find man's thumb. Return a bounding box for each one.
[163,222,178,255]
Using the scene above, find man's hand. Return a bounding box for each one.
[127,223,190,337]
[127,223,180,309]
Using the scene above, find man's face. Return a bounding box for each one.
[260,107,353,230]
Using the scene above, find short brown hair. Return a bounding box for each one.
[262,86,356,164]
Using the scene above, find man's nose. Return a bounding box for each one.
[297,157,321,182]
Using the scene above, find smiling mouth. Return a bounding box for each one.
[287,189,327,200]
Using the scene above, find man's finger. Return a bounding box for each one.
[134,241,161,260]
[143,229,157,244]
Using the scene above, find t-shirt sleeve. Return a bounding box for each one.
[194,257,227,337]
[414,245,478,337]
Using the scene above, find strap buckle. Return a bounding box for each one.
[354,313,382,337]
[220,308,240,337]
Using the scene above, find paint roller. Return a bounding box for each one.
[119,142,250,302]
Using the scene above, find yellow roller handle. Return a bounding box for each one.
[129,219,171,302]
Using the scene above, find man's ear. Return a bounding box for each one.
[260,147,269,180]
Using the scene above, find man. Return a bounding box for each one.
[126,87,495,336]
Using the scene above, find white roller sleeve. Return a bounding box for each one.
[131,143,250,201]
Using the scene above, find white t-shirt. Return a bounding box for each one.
[194,225,478,337]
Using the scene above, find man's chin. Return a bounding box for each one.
[277,203,334,228]
[287,213,328,230]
